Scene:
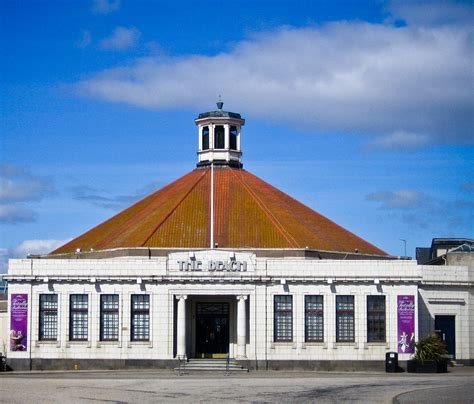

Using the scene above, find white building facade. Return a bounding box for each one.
[5,249,473,370]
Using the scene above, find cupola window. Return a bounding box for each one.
[202,126,209,150]
[215,125,225,149]
[230,126,238,150]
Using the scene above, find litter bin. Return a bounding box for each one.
[385,351,398,373]
[0,355,6,372]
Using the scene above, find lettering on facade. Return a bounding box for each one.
[177,260,247,272]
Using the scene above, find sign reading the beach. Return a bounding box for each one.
[177,260,248,272]
[10,294,28,351]
[397,295,415,354]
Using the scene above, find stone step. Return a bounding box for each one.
[177,366,249,372]
[174,359,249,372]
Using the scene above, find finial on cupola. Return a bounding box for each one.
[216,95,224,110]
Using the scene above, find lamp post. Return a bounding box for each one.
[399,238,407,257]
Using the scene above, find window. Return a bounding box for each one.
[305,295,323,342]
[336,295,355,342]
[202,126,209,150]
[100,294,119,341]
[39,294,58,341]
[274,295,293,342]
[131,295,150,341]
[214,125,225,149]
[229,126,238,150]
[367,295,386,342]
[70,294,88,341]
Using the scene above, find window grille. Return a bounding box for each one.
[100,294,119,341]
[305,295,323,342]
[336,295,355,342]
[69,294,88,341]
[274,295,293,342]
[367,295,386,342]
[39,294,58,341]
[131,295,150,341]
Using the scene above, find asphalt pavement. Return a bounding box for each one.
[0,367,473,403]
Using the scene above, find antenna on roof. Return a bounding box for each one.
[216,95,223,110]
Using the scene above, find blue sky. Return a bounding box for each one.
[1,0,473,271]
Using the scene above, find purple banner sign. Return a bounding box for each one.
[397,295,415,354]
[10,294,28,352]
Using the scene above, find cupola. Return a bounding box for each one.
[194,100,245,168]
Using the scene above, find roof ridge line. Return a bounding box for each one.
[141,168,210,247]
[230,169,299,248]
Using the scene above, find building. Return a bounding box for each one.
[416,238,474,265]
[5,104,474,370]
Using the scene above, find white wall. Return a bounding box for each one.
[4,252,472,363]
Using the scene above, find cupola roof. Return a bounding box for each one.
[197,101,242,119]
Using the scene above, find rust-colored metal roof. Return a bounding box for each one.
[51,167,386,255]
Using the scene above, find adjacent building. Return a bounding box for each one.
[5,104,474,370]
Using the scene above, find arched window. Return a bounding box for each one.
[230,126,238,150]
[214,125,225,149]
[202,126,209,150]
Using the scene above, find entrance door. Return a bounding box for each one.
[435,315,456,359]
[196,302,229,358]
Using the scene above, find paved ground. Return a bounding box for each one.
[0,368,473,403]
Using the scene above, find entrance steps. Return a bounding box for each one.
[175,358,249,372]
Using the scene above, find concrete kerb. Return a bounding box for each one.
[1,366,473,378]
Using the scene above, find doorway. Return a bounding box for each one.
[434,315,455,359]
[195,302,229,358]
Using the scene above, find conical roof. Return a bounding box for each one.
[51,166,386,256]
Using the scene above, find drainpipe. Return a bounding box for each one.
[29,259,33,370]
[265,260,268,370]
[210,163,214,249]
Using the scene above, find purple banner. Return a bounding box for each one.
[10,294,28,352]
[397,295,415,354]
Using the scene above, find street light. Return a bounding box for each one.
[399,239,407,257]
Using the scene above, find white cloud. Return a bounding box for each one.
[99,26,140,51]
[77,30,92,48]
[92,0,120,14]
[366,190,429,209]
[0,177,54,203]
[12,239,70,258]
[367,131,430,150]
[386,0,473,27]
[0,205,37,224]
[76,19,473,147]
[0,165,55,224]
[0,239,70,273]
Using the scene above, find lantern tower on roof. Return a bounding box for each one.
[195,100,245,169]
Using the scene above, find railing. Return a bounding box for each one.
[177,354,187,375]
[225,353,230,376]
